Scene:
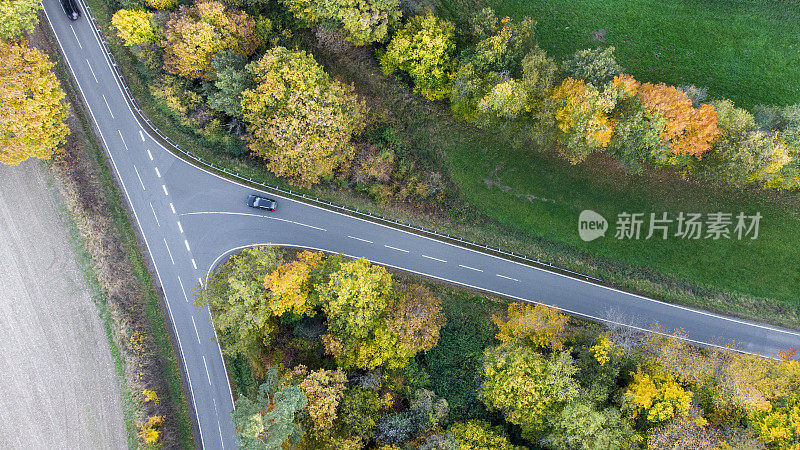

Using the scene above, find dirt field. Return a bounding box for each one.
[0,160,126,448]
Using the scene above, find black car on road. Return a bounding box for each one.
[60,0,81,20]
[246,195,277,211]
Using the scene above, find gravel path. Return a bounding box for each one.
[0,161,126,449]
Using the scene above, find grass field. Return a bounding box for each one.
[484,0,800,109]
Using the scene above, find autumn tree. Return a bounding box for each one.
[0,41,69,166]
[479,344,579,439]
[263,250,325,317]
[318,258,402,369]
[337,388,380,440]
[636,81,720,160]
[386,284,446,356]
[283,0,402,45]
[492,302,568,351]
[751,390,800,449]
[544,401,636,449]
[195,246,283,361]
[112,9,158,47]
[162,1,259,80]
[294,366,348,435]
[547,77,615,163]
[232,367,307,449]
[702,99,790,186]
[0,0,40,40]
[146,0,177,10]
[379,13,457,101]
[562,46,623,87]
[622,365,692,429]
[241,47,367,185]
[449,420,524,450]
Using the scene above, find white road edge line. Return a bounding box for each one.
[202,356,212,385]
[497,274,520,282]
[191,316,201,344]
[133,165,145,191]
[347,235,373,244]
[101,94,114,118]
[421,254,446,263]
[85,58,98,83]
[149,202,160,227]
[384,245,409,253]
[69,24,81,48]
[163,238,174,264]
[459,264,483,272]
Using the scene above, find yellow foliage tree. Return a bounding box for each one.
[623,366,692,426]
[142,389,160,405]
[263,250,324,316]
[146,0,177,10]
[0,41,69,166]
[297,367,347,433]
[112,9,157,47]
[138,415,164,446]
[751,392,800,449]
[548,77,615,162]
[492,302,568,351]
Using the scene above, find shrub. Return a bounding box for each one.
[562,46,623,87]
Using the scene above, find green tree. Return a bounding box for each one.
[112,9,158,47]
[0,41,69,166]
[379,13,456,101]
[196,246,283,359]
[204,50,252,118]
[232,368,307,449]
[0,0,40,40]
[544,401,637,449]
[562,46,623,87]
[449,420,524,450]
[337,388,380,439]
[283,0,402,45]
[241,47,367,185]
[479,344,579,439]
[162,0,260,80]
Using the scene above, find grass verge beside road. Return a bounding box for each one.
[38,18,194,449]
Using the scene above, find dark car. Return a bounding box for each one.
[60,0,81,20]
[246,194,277,211]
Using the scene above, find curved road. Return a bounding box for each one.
[42,1,800,448]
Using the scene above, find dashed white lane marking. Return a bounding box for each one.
[85,59,98,83]
[385,245,410,253]
[177,276,189,303]
[421,254,447,263]
[202,356,212,385]
[69,24,81,48]
[139,130,145,141]
[184,239,191,252]
[162,184,169,196]
[217,419,225,450]
[149,202,160,227]
[192,259,197,270]
[163,238,175,264]
[147,149,153,160]
[198,277,204,287]
[291,221,326,231]
[348,235,373,244]
[154,167,161,178]
[133,165,146,190]
[102,95,114,118]
[169,202,175,214]
[459,264,483,272]
[497,274,520,282]
[191,316,201,344]
[177,221,183,233]
[117,130,128,151]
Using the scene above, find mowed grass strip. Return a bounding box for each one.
[444,127,800,306]
[484,0,800,109]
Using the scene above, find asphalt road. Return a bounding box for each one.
[42,1,800,448]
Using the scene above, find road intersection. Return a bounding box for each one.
[42,1,800,447]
